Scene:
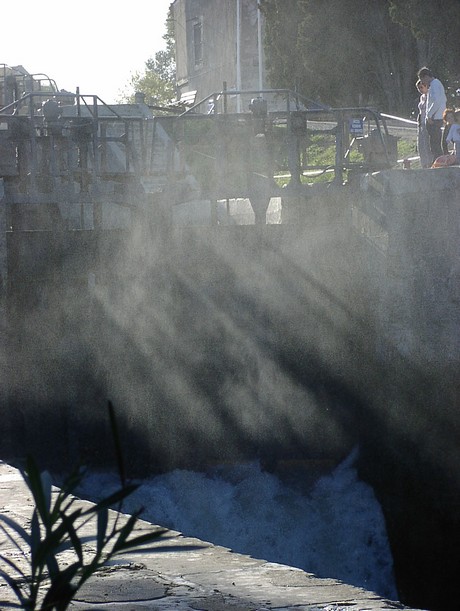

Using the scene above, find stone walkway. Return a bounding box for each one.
[0,461,423,610]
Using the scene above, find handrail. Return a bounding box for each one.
[380,112,418,127]
[180,88,330,116]
[0,94,29,115]
[0,65,59,111]
[76,93,123,120]
[151,103,399,193]
[0,90,125,121]
[177,91,396,177]
[0,91,74,115]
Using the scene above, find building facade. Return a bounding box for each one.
[171,0,266,111]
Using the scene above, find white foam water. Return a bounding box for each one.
[77,448,397,600]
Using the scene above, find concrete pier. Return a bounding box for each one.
[0,461,422,610]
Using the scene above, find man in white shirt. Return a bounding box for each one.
[418,66,447,161]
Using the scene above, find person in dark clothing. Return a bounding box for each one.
[441,108,455,155]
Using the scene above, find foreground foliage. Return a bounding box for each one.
[0,402,170,610]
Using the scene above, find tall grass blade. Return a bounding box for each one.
[22,457,51,530]
[96,508,108,553]
[107,400,126,488]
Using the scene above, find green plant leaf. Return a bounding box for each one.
[50,468,85,523]
[96,508,109,553]
[108,401,127,488]
[30,509,41,547]
[40,471,53,515]
[40,562,79,611]
[60,512,83,564]
[0,514,31,545]
[88,484,139,514]
[54,534,100,552]
[1,401,180,610]
[0,567,27,605]
[32,509,81,570]
[45,550,60,582]
[127,542,203,553]
[110,512,139,554]
[113,530,173,553]
[21,457,51,531]
[76,557,107,591]
[61,467,86,496]
[0,525,28,566]
[30,508,41,578]
[0,553,26,579]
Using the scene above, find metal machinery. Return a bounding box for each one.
[0,69,157,233]
[155,88,399,224]
[0,67,399,232]
[0,67,401,300]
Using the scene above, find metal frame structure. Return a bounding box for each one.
[1,72,401,237]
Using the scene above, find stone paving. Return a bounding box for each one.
[0,461,423,610]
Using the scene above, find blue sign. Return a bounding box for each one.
[349,118,364,135]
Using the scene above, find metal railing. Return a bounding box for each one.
[165,89,400,186]
[0,90,157,187]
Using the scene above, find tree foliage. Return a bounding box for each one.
[388,0,460,94]
[119,6,176,106]
[388,0,460,61]
[260,0,460,115]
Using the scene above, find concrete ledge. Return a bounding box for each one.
[0,461,422,610]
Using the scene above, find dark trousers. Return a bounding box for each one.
[427,119,444,160]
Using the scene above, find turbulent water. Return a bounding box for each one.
[77,448,398,601]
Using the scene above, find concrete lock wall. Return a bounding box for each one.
[350,167,460,610]
[356,167,460,365]
[353,168,460,501]
[2,167,460,609]
[276,168,460,609]
[2,169,460,488]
